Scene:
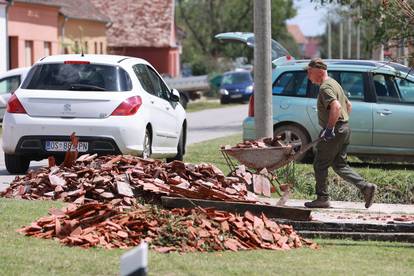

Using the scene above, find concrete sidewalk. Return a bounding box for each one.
[263,198,414,225]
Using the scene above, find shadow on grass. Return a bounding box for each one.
[348,162,414,171]
[319,240,414,249]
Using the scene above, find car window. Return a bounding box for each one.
[373,74,401,103]
[338,72,365,101]
[395,77,414,102]
[0,75,21,94]
[133,64,155,95]
[146,66,170,101]
[272,71,307,96]
[221,72,252,85]
[22,63,132,92]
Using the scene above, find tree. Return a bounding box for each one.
[312,0,414,63]
[176,0,299,75]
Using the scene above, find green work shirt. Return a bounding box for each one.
[317,77,349,128]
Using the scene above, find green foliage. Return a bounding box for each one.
[176,0,300,74]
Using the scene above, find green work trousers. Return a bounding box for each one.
[313,123,368,197]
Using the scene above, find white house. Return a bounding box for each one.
[0,0,7,72]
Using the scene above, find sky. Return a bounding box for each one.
[286,0,329,37]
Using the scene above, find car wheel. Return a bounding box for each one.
[220,97,228,104]
[166,127,185,162]
[273,125,312,162]
[5,153,30,174]
[141,128,152,159]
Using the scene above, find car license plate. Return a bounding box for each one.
[45,141,88,152]
[230,94,243,99]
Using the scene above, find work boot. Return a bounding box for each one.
[362,183,377,208]
[304,196,330,208]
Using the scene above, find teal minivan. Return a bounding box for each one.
[215,33,414,162]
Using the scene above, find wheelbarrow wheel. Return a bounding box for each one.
[273,125,313,163]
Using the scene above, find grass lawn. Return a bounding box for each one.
[1,134,413,275]
[1,199,413,276]
[186,99,243,113]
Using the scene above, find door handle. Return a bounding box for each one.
[312,106,317,111]
[377,109,392,116]
[150,100,155,104]
[166,106,170,111]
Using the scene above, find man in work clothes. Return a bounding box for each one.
[305,58,376,208]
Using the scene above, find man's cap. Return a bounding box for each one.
[307,58,327,70]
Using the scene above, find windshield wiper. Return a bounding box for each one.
[69,84,107,91]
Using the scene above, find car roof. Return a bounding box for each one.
[277,59,413,76]
[223,70,251,75]
[36,54,150,67]
[0,67,31,78]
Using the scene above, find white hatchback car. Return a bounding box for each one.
[2,54,187,174]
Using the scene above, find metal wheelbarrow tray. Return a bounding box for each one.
[221,138,321,171]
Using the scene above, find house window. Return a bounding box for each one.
[94,42,98,54]
[100,42,103,54]
[44,42,52,56]
[84,41,88,54]
[74,41,79,53]
[25,41,34,66]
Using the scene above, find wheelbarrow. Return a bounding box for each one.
[221,138,322,205]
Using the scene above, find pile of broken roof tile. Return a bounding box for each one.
[221,136,287,149]
[18,202,318,252]
[1,155,258,205]
[3,152,318,252]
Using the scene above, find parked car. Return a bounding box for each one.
[216,32,414,162]
[2,54,187,173]
[0,67,30,120]
[219,70,253,104]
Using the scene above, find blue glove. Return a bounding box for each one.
[321,127,335,141]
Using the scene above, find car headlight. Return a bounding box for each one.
[245,85,253,93]
[219,88,229,95]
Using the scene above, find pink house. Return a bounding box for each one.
[7,0,59,69]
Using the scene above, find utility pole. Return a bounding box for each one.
[347,17,352,59]
[339,21,343,59]
[356,5,361,59]
[253,0,273,139]
[328,13,332,59]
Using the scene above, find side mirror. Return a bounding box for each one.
[170,89,180,102]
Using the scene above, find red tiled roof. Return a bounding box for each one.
[287,24,307,45]
[89,0,175,48]
[13,1,110,23]
[56,0,110,23]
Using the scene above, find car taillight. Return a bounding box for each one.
[7,94,27,114]
[248,95,254,117]
[111,96,142,116]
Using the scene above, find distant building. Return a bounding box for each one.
[287,24,306,58]
[287,24,321,59]
[90,0,181,77]
[304,37,321,59]
[0,0,7,72]
[7,0,60,69]
[56,0,110,55]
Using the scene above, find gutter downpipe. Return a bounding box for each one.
[61,15,67,54]
[5,0,13,70]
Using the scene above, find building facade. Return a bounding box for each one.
[57,0,109,55]
[7,0,59,69]
[0,0,7,72]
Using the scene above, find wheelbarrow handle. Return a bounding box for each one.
[294,137,323,157]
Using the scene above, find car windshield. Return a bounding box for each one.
[21,63,132,92]
[221,72,252,85]
[382,62,414,77]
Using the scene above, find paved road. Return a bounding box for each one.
[0,104,248,191]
